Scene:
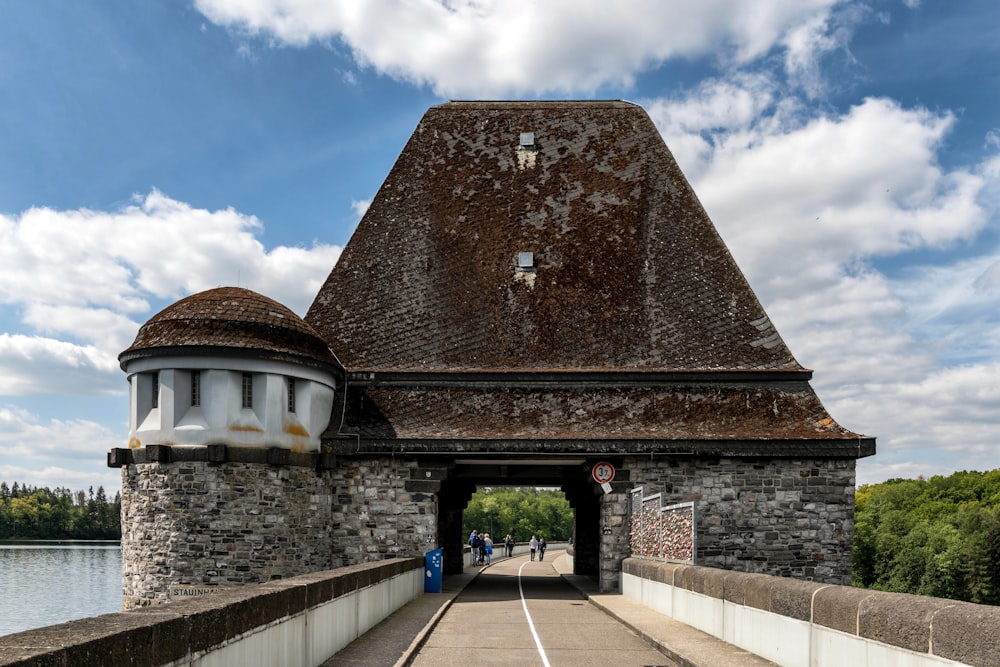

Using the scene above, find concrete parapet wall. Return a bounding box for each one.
[622,558,999,667]
[0,558,423,667]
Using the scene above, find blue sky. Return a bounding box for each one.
[1,0,998,496]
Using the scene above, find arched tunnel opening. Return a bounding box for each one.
[435,459,602,577]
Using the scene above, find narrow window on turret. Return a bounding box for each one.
[191,371,201,407]
[287,377,296,413]
[242,372,253,408]
[151,372,159,409]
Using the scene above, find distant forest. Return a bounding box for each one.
[0,482,121,540]
[853,469,1000,605]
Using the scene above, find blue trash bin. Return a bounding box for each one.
[424,548,443,593]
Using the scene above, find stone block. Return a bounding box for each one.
[858,591,953,654]
[812,584,875,634]
[689,565,726,598]
[146,445,172,462]
[767,577,825,621]
[720,570,756,606]
[742,572,774,612]
[107,448,130,468]
[673,563,697,591]
[926,601,1000,667]
[0,610,188,667]
[404,479,441,493]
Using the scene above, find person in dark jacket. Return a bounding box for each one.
[469,530,483,566]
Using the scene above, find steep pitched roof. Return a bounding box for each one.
[306,101,872,455]
[308,101,798,373]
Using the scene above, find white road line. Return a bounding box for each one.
[517,561,551,667]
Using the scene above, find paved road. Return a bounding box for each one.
[409,552,678,667]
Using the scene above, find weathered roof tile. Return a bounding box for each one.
[120,287,341,371]
[308,101,801,372]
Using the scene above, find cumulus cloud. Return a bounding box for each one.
[646,74,1000,485]
[0,335,119,396]
[194,0,845,96]
[650,86,985,299]
[0,190,342,396]
[0,405,123,493]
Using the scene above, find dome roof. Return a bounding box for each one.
[119,287,341,371]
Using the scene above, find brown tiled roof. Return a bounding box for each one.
[307,100,800,372]
[119,287,341,371]
[305,101,871,453]
[345,382,860,442]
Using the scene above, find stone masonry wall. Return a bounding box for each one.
[625,457,857,584]
[119,461,334,609]
[329,457,438,566]
[598,490,631,592]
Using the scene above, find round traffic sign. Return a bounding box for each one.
[592,461,615,484]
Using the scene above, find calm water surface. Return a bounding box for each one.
[0,541,122,637]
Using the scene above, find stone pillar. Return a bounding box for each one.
[438,479,475,574]
[598,489,630,592]
[568,483,600,578]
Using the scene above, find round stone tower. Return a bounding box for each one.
[112,287,343,608]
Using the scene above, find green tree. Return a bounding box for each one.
[854,469,1000,605]
[463,488,573,542]
[0,481,121,540]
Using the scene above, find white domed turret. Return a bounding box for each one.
[118,287,342,452]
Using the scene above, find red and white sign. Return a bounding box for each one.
[592,461,615,484]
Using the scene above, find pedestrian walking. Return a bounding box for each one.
[538,537,546,561]
[484,533,493,564]
[469,530,483,566]
[504,534,514,558]
[529,534,538,561]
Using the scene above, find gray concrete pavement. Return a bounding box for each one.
[326,550,777,667]
[408,552,676,666]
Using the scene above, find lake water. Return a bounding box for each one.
[0,541,122,637]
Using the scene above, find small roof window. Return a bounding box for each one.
[519,132,535,147]
[517,252,534,268]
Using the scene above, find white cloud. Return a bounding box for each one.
[849,362,1000,484]
[194,0,844,96]
[0,190,341,397]
[647,74,1000,484]
[649,87,986,308]
[0,334,119,396]
[0,405,122,493]
[351,198,372,220]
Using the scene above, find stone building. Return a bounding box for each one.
[111,101,875,607]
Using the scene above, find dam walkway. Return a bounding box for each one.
[327,550,774,667]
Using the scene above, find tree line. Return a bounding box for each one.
[0,481,121,540]
[852,469,1000,605]
[462,487,573,542]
